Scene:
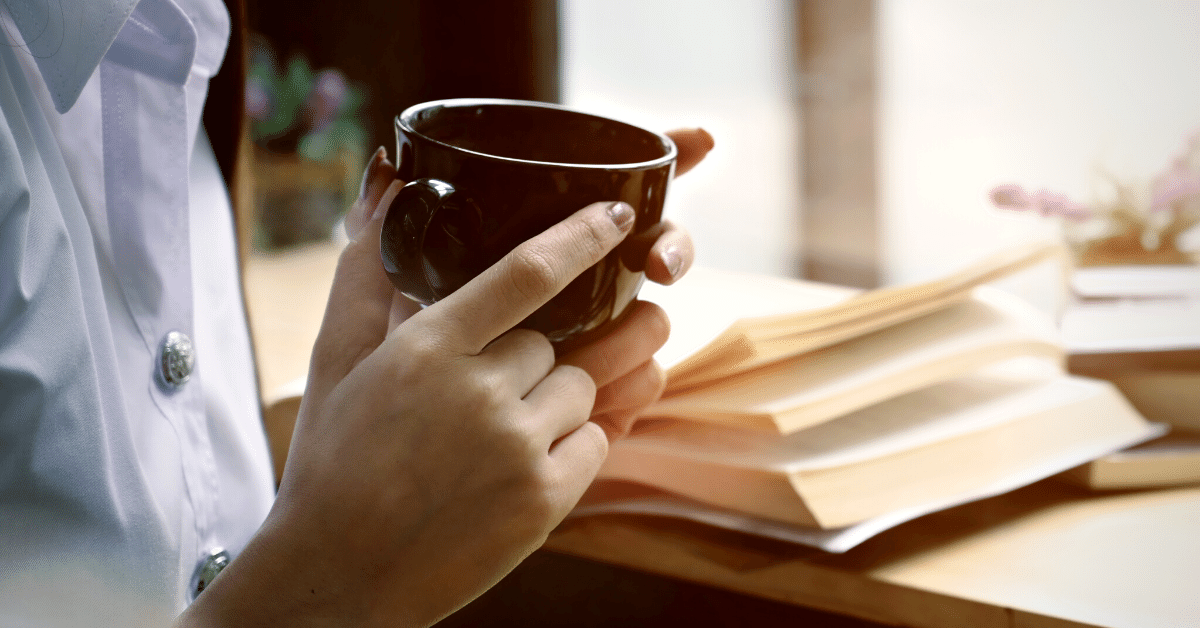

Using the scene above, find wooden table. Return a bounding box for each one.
[244,242,1200,628]
[544,481,1200,628]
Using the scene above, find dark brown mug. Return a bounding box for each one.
[380,98,677,350]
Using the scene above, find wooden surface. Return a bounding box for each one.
[243,241,341,479]
[437,549,889,627]
[244,242,1200,628]
[243,241,342,400]
[546,481,1200,628]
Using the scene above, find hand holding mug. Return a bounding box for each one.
[177,124,713,627]
[380,99,681,351]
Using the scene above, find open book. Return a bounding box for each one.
[598,364,1159,530]
[645,288,1063,434]
[655,241,1067,392]
[571,244,1163,551]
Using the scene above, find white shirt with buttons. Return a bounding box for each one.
[0,0,276,624]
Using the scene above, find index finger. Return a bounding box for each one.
[424,200,637,354]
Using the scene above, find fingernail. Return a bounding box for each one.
[662,246,683,279]
[359,146,387,199]
[696,128,715,151]
[607,202,635,232]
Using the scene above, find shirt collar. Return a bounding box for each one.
[6,0,141,113]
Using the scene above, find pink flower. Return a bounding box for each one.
[1150,162,1200,212]
[244,78,271,121]
[303,69,349,132]
[990,184,1034,210]
[1033,189,1092,220]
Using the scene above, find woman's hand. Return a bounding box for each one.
[177,127,713,627]
[348,128,715,441]
[184,201,644,628]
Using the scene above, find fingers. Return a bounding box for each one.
[480,329,557,396]
[522,364,596,444]
[427,201,637,354]
[644,222,694,286]
[307,178,404,401]
[591,410,642,442]
[559,300,669,387]
[346,147,398,241]
[548,420,609,505]
[558,301,669,442]
[591,359,666,418]
[666,128,714,177]
[591,360,667,441]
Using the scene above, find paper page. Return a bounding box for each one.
[639,266,856,370]
[1071,265,1200,298]
[572,422,1164,553]
[621,363,1100,473]
[652,288,1061,420]
[1061,299,1200,353]
[658,242,1064,390]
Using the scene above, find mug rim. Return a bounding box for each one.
[395,98,678,171]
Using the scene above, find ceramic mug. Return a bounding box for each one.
[380,98,677,350]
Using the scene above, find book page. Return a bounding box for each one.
[619,363,1110,474]
[659,241,1066,389]
[1061,299,1200,353]
[639,267,857,370]
[649,288,1063,432]
[576,405,1160,554]
[1071,265,1200,298]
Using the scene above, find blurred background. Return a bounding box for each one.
[240,4,1200,624]
[243,0,1200,306]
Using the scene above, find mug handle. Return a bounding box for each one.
[380,178,485,304]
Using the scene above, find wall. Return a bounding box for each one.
[878,0,1200,307]
[559,0,803,277]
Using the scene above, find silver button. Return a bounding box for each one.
[191,547,230,600]
[156,330,194,390]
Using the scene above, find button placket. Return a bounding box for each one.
[103,36,221,583]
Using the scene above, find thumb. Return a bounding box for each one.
[306,179,404,403]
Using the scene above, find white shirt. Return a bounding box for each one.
[0,0,276,624]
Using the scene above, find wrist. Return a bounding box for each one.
[173,507,363,628]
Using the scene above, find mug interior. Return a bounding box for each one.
[404,101,672,167]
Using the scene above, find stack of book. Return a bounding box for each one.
[571,243,1164,552]
[1061,264,1200,489]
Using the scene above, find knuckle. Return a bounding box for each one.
[561,422,609,477]
[583,420,610,456]
[643,303,671,348]
[630,363,667,407]
[507,328,555,359]
[594,361,664,415]
[505,245,561,302]
[397,329,444,364]
[466,372,509,414]
[647,362,668,396]
[557,364,597,399]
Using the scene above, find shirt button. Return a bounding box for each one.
[156,330,194,390]
[191,547,230,600]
